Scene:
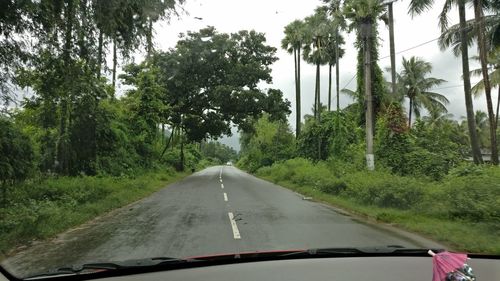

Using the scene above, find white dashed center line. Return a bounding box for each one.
[227,212,241,239]
[223,192,228,202]
[221,183,224,189]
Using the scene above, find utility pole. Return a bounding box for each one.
[362,21,375,171]
[387,0,397,97]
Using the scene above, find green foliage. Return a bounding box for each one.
[200,142,238,164]
[238,115,296,172]
[0,168,185,254]
[0,117,34,201]
[440,166,500,222]
[148,27,290,143]
[256,157,500,222]
[375,104,462,180]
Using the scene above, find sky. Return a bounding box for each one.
[130,0,489,150]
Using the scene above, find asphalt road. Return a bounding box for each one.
[2,166,443,277]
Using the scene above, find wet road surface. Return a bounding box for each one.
[2,166,443,277]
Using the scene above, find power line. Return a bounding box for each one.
[378,37,440,60]
[432,84,464,90]
[342,36,441,90]
[341,73,357,90]
[339,21,480,90]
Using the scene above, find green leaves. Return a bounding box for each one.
[144,27,289,143]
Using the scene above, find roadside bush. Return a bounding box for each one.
[317,178,347,195]
[400,148,452,180]
[442,167,500,222]
[343,171,425,209]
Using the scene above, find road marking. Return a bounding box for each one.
[219,179,222,183]
[223,192,228,202]
[221,183,224,189]
[227,212,241,239]
[219,167,223,179]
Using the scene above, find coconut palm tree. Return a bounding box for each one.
[472,0,498,164]
[397,57,448,127]
[470,48,500,128]
[409,0,484,163]
[282,20,306,137]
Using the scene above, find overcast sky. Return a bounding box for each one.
[127,0,491,150]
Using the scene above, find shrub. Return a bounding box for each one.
[442,168,500,222]
[343,171,425,209]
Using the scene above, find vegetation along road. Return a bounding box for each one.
[3,166,443,278]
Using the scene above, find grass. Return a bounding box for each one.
[254,158,500,255]
[0,167,188,257]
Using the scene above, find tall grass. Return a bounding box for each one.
[0,167,187,256]
[256,158,500,254]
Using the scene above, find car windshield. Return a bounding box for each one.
[1,0,499,279]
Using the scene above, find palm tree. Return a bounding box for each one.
[422,107,454,128]
[324,0,347,112]
[343,0,387,170]
[409,0,484,164]
[303,7,331,121]
[397,57,448,127]
[282,20,306,137]
[472,0,498,164]
[324,32,345,112]
[470,48,500,128]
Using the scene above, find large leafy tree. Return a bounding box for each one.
[131,27,291,170]
[397,56,448,126]
[281,20,306,137]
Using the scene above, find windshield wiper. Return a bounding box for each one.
[26,257,199,279]
[278,246,444,258]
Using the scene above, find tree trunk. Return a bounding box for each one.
[97,30,103,78]
[328,64,332,112]
[459,1,483,164]
[160,126,175,160]
[294,48,299,138]
[112,38,117,95]
[473,0,498,164]
[314,62,319,120]
[364,22,375,171]
[146,17,153,59]
[78,0,88,60]
[297,47,302,136]
[56,0,75,175]
[388,2,397,98]
[316,62,321,121]
[408,97,413,128]
[335,29,340,112]
[179,129,185,171]
[496,87,499,128]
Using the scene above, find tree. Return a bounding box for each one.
[303,7,331,121]
[343,0,387,170]
[238,115,296,172]
[138,27,290,170]
[282,20,306,137]
[397,56,448,126]
[0,117,34,203]
[470,48,500,128]
[472,0,498,164]
[200,142,238,164]
[324,31,345,112]
[409,0,484,163]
